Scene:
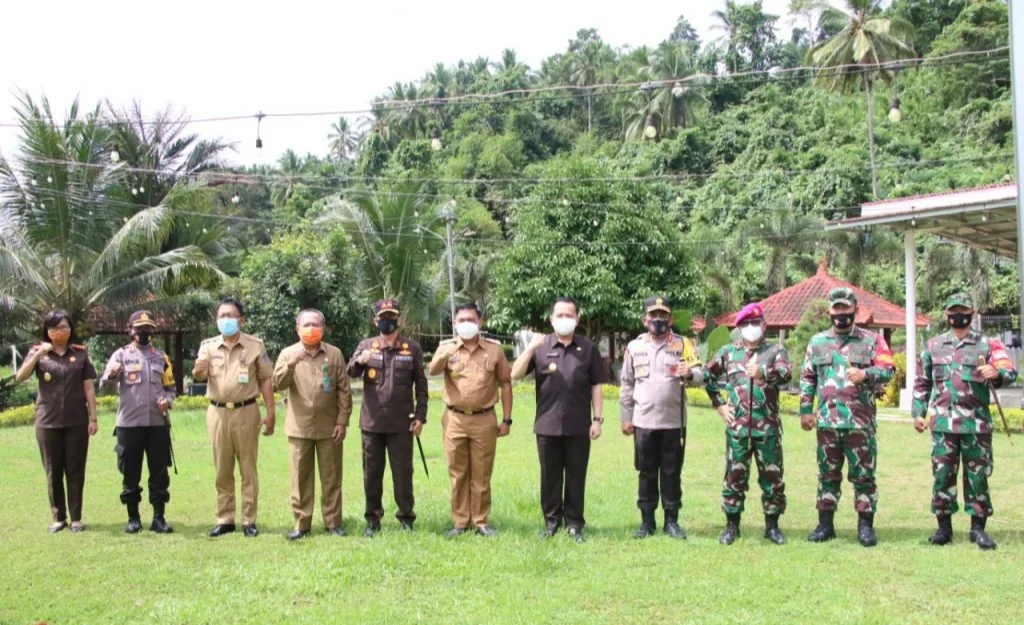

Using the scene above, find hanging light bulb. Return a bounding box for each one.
[110,150,120,163]
[131,188,138,196]
[561,198,569,207]
[231,194,240,204]
[643,115,657,139]
[30,178,37,186]
[139,186,145,193]
[982,211,990,222]
[888,93,902,124]
[430,128,442,151]
[671,81,684,98]
[47,175,53,183]
[255,111,266,149]
[592,219,599,227]
[910,217,917,227]
[40,202,45,209]
[202,227,208,234]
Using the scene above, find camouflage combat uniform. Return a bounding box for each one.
[706,341,792,516]
[799,325,895,514]
[913,330,1016,518]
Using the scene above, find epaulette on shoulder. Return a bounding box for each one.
[71,343,87,351]
[484,337,502,345]
[439,338,456,345]
[201,337,217,344]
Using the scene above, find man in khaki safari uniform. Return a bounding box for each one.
[273,309,353,540]
[192,297,276,538]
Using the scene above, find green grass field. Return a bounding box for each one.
[1,399,1022,625]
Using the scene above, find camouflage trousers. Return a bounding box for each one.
[816,429,877,514]
[722,432,785,516]
[931,432,994,518]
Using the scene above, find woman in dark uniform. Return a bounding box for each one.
[15,310,99,533]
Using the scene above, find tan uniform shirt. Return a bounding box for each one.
[430,338,511,412]
[192,333,273,403]
[272,341,353,439]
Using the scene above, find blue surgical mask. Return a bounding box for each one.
[217,318,240,337]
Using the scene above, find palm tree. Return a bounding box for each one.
[920,239,995,312]
[634,41,707,138]
[569,41,607,132]
[805,0,915,198]
[740,207,822,293]
[327,117,359,162]
[271,149,306,207]
[711,0,742,73]
[0,93,229,332]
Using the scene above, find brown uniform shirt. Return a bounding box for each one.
[430,338,511,411]
[29,344,97,429]
[527,333,609,437]
[272,341,353,439]
[347,335,428,433]
[192,333,273,403]
[100,344,177,428]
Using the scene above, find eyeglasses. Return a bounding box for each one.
[738,319,763,328]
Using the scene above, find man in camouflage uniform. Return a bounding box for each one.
[799,287,895,547]
[912,293,1017,550]
[705,302,791,545]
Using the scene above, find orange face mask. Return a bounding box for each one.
[48,328,71,346]
[299,327,323,346]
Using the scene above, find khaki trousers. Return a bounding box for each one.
[443,409,498,528]
[206,404,261,525]
[289,436,343,531]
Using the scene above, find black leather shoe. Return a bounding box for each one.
[719,513,741,545]
[243,524,259,538]
[399,521,415,532]
[48,522,67,534]
[364,523,381,538]
[125,517,143,534]
[445,527,468,539]
[929,515,953,546]
[150,517,173,534]
[970,516,996,551]
[808,511,836,543]
[857,513,877,547]
[70,523,85,533]
[764,514,785,545]
[327,527,347,537]
[208,523,236,538]
[540,523,560,539]
[663,510,687,540]
[567,526,586,543]
[286,529,310,541]
[634,511,657,539]
[475,525,498,538]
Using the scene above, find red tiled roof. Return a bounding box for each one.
[715,260,930,330]
[691,315,706,333]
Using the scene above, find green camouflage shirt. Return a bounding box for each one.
[912,331,1018,434]
[705,341,792,437]
[798,326,895,431]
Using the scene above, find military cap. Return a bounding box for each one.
[827,287,857,307]
[945,292,975,311]
[734,302,764,325]
[374,298,401,315]
[129,310,157,328]
[644,295,671,313]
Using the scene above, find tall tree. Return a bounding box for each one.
[327,117,359,162]
[569,41,608,132]
[739,207,822,294]
[805,0,915,198]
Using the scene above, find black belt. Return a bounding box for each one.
[210,396,258,410]
[447,404,496,416]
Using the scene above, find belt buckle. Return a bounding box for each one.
[226,402,236,410]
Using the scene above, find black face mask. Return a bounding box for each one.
[647,319,670,337]
[135,331,152,346]
[377,318,399,336]
[947,313,973,330]
[830,313,855,331]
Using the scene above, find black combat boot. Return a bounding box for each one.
[764,514,785,545]
[125,503,142,534]
[150,503,173,534]
[719,513,741,545]
[634,510,657,539]
[928,515,953,546]
[969,516,996,551]
[663,509,686,540]
[857,513,877,547]
[807,510,836,543]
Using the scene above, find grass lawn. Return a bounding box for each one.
[1,398,1022,625]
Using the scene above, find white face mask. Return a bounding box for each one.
[740,325,764,343]
[455,321,480,340]
[552,317,577,337]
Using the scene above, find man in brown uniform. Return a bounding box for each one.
[429,302,513,538]
[348,298,428,537]
[192,297,276,538]
[273,309,353,540]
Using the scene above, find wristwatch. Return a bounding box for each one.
[593,416,604,424]
[502,418,513,426]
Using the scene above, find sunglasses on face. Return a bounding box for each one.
[738,319,763,328]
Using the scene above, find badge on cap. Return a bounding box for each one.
[44,372,52,382]
[656,297,663,306]
[548,363,557,372]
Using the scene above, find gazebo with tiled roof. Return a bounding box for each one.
[715,260,930,337]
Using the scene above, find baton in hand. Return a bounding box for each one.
[409,413,429,477]
[978,356,1013,446]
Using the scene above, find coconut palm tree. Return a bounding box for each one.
[569,41,608,132]
[327,117,359,162]
[271,149,306,207]
[711,0,743,73]
[805,0,915,198]
[0,93,229,333]
[740,207,823,293]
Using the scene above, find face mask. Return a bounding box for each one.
[455,321,480,340]
[947,313,973,330]
[740,324,764,343]
[48,328,71,346]
[217,318,240,337]
[646,319,670,337]
[552,317,577,337]
[135,331,152,346]
[299,327,323,346]
[377,317,399,335]
[830,313,854,331]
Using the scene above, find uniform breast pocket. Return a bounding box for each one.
[124,363,145,385]
[810,349,833,370]
[931,356,952,381]
[726,361,747,385]
[394,360,414,384]
[632,356,650,381]
[150,361,166,386]
[848,346,873,369]
[364,366,383,385]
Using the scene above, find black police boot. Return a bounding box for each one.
[719,513,741,545]
[969,516,996,551]
[125,503,142,534]
[664,509,686,540]
[634,510,657,539]
[928,515,953,546]
[857,513,878,547]
[764,514,786,545]
[807,510,836,543]
[150,503,173,534]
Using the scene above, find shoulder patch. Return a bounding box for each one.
[71,344,86,351]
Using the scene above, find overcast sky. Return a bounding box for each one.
[0,0,793,167]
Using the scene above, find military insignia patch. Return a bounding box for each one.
[402,343,409,349]
[367,369,377,380]
[44,372,52,382]
[69,356,76,363]
[548,363,557,372]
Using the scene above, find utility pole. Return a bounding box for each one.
[1011,0,1024,348]
[443,200,457,327]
